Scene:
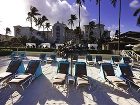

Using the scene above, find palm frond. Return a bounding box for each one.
[96,0,101,5]
[133,8,140,16]
[137,16,140,25]
[111,0,117,7]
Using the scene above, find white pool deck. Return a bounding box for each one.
[0,56,140,105]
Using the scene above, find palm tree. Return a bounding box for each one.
[110,0,122,54]
[68,14,78,29]
[133,8,140,25]
[89,0,101,49]
[26,6,40,34]
[75,0,85,43]
[89,21,96,43]
[76,0,85,28]
[45,22,51,41]
[37,15,48,42]
[38,15,48,31]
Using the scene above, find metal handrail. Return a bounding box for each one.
[121,50,140,62]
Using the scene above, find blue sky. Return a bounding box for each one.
[0,0,139,36]
[68,0,140,34]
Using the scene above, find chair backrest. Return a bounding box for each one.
[101,63,115,76]
[25,60,40,75]
[86,55,92,61]
[19,52,26,57]
[72,54,78,60]
[39,54,47,60]
[75,62,87,77]
[111,56,120,63]
[123,57,131,63]
[119,64,133,77]
[57,61,69,74]
[50,54,56,60]
[6,60,22,74]
[95,55,102,62]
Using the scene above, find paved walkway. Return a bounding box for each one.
[0,56,140,105]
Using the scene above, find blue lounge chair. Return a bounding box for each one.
[86,55,94,66]
[99,63,126,88]
[72,54,78,64]
[120,57,133,66]
[110,56,120,65]
[39,53,47,62]
[19,52,27,60]
[9,60,42,90]
[9,52,18,60]
[75,62,90,89]
[47,54,56,63]
[115,64,140,91]
[53,61,70,86]
[94,55,103,65]
[0,60,25,88]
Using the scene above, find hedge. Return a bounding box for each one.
[0,49,13,56]
[88,50,113,54]
[0,47,56,52]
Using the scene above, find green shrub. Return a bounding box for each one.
[0,47,56,52]
[0,49,13,56]
[88,50,112,54]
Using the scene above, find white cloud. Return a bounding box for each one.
[25,0,90,29]
[0,0,90,36]
[129,0,140,8]
[0,0,27,35]
[107,24,124,38]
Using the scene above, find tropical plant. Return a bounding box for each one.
[45,22,51,41]
[75,0,85,43]
[133,8,140,25]
[110,0,122,54]
[88,21,96,43]
[68,14,77,29]
[35,15,48,42]
[26,6,40,34]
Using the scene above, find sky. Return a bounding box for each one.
[0,0,139,37]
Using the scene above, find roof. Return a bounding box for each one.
[120,31,140,38]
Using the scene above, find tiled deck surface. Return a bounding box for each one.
[0,56,140,105]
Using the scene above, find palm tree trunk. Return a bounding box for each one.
[79,4,80,28]
[30,17,33,35]
[118,0,122,55]
[98,0,101,50]
[47,28,49,42]
[79,4,81,43]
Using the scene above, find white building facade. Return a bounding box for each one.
[84,23,110,42]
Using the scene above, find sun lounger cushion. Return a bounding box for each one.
[53,78,65,85]
[0,72,12,78]
[6,60,22,73]
[54,73,66,79]
[15,74,32,79]
[57,61,69,74]
[86,55,92,61]
[75,62,87,77]
[87,61,94,64]
[77,76,89,85]
[102,63,115,76]
[119,64,133,77]
[95,56,102,62]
